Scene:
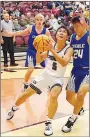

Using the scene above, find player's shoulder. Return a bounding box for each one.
[64,41,73,54]
[65,41,70,49]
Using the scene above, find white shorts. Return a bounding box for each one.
[29,70,64,94]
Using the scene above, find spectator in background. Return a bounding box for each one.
[13,18,21,31]
[1,13,18,67]
[51,3,60,18]
[14,8,21,17]
[44,20,51,29]
[1,10,8,20]
[19,14,28,26]
[49,14,59,31]
[32,2,38,9]
[83,7,89,19]
[25,12,33,25]
[44,15,51,28]
[10,13,16,21]
[47,1,54,9]
[38,2,43,9]
[45,15,49,21]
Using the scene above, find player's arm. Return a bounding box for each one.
[36,51,48,63]
[36,41,52,63]
[1,26,32,37]
[50,47,73,66]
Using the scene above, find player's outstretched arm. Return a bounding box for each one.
[1,26,32,37]
[50,47,73,66]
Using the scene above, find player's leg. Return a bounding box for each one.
[6,86,36,120]
[73,83,89,115]
[66,90,76,106]
[24,67,34,83]
[23,52,45,90]
[66,72,84,115]
[44,85,62,136]
[66,90,84,115]
[6,71,46,120]
[62,73,89,133]
[24,55,35,90]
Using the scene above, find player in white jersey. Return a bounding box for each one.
[6,26,73,136]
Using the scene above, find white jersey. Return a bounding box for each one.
[30,44,70,93]
[45,45,70,77]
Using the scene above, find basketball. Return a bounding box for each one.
[33,35,50,52]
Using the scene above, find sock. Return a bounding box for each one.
[72,114,78,120]
[12,105,18,111]
[47,118,52,123]
[36,63,40,66]
[24,82,29,85]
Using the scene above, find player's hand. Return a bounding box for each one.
[2,30,14,37]
[1,31,7,36]
[1,38,4,44]
[47,41,53,51]
[13,36,16,43]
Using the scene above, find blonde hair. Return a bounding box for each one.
[35,13,44,21]
[3,13,9,19]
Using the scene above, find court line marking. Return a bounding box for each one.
[1,109,89,134]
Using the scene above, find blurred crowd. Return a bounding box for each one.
[1,1,89,67]
[1,1,89,34]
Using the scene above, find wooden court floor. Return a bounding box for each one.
[1,63,89,136]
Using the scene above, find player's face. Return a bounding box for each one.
[73,22,84,36]
[56,28,68,41]
[35,17,44,26]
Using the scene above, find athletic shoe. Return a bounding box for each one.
[10,63,18,66]
[62,116,78,133]
[78,107,85,116]
[6,106,18,120]
[4,63,8,67]
[44,121,53,136]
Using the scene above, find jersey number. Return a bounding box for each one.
[52,62,57,70]
[74,49,83,59]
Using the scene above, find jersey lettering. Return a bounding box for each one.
[52,62,57,70]
[73,49,83,59]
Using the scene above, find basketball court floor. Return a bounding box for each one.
[1,62,89,136]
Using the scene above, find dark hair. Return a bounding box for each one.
[71,16,81,24]
[56,25,70,36]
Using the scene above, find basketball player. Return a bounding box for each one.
[6,26,73,136]
[2,13,54,90]
[62,16,89,133]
